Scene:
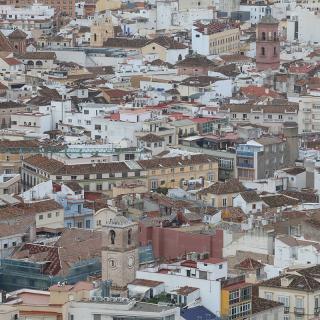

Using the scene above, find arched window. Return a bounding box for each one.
[110,230,116,245]
[261,47,265,56]
[36,61,43,66]
[261,32,266,41]
[128,229,132,245]
[27,60,34,66]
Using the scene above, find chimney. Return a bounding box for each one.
[280,277,291,287]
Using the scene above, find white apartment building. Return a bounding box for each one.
[136,258,228,314]
[239,4,268,24]
[259,266,320,320]
[11,112,51,134]
[290,93,320,133]
[287,6,320,43]
[66,299,181,320]
[274,235,320,268]
[218,103,299,134]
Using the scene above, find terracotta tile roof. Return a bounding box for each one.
[237,258,264,270]
[65,181,83,192]
[138,154,217,170]
[261,267,320,292]
[213,63,240,77]
[0,30,14,51]
[180,76,224,87]
[239,191,261,203]
[176,54,216,68]
[23,155,133,175]
[220,54,252,63]
[198,179,245,195]
[221,207,246,222]
[103,88,131,98]
[13,228,102,276]
[252,297,283,314]
[220,103,298,114]
[0,199,62,221]
[23,155,65,174]
[174,286,199,295]
[148,36,187,50]
[180,260,197,268]
[0,101,26,109]
[240,85,281,98]
[282,167,306,175]
[261,194,300,208]
[138,133,164,143]
[277,235,320,251]
[148,59,174,68]
[130,279,163,287]
[8,29,27,39]
[3,57,22,65]
[16,52,56,60]
[194,21,239,35]
[104,37,148,48]
[280,191,318,203]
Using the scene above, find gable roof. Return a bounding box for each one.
[198,179,246,195]
[176,53,216,68]
[8,29,27,39]
[261,266,320,292]
[239,191,261,203]
[237,257,264,270]
[147,36,187,50]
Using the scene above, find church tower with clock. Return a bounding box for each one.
[101,214,139,294]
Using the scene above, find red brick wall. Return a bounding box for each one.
[139,223,223,260]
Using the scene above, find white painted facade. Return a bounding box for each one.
[66,300,180,320]
[274,236,320,268]
[274,169,306,191]
[11,112,51,134]
[239,4,267,24]
[233,194,264,215]
[136,261,223,314]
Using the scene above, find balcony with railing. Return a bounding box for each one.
[237,161,254,169]
[284,307,290,314]
[236,151,254,158]
[294,307,305,315]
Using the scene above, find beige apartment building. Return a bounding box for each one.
[197,178,245,208]
[259,266,320,320]
[138,154,219,191]
[192,21,240,56]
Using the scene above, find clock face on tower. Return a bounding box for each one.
[127,255,135,268]
[108,258,117,270]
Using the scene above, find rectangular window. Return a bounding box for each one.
[39,214,43,220]
[222,198,227,207]
[71,176,77,180]
[151,180,158,190]
[96,184,102,191]
[264,292,273,300]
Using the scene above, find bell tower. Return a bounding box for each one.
[101,215,139,295]
[256,6,280,71]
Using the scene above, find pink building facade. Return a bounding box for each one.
[256,8,280,71]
